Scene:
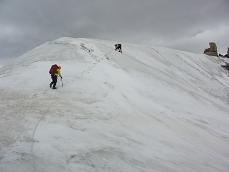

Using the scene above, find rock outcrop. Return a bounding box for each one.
[204,42,218,57]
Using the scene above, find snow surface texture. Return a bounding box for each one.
[0,37,229,172]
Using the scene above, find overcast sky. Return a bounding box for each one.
[0,0,228,60]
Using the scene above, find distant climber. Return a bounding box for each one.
[204,42,218,57]
[219,54,229,58]
[49,64,62,89]
[219,47,229,58]
[220,48,229,76]
[115,44,122,53]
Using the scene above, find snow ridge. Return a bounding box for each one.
[0,37,229,172]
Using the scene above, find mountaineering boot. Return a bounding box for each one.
[52,86,57,89]
[50,82,53,88]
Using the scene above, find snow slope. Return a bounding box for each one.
[0,37,229,172]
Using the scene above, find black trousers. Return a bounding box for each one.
[50,75,57,88]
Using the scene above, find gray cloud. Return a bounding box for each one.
[0,0,228,59]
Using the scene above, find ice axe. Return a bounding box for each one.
[60,77,63,87]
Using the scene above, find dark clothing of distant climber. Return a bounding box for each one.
[115,44,122,53]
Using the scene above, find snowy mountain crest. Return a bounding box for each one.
[0,37,229,172]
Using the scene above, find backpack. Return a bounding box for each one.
[49,64,58,75]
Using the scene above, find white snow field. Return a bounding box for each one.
[0,37,229,172]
